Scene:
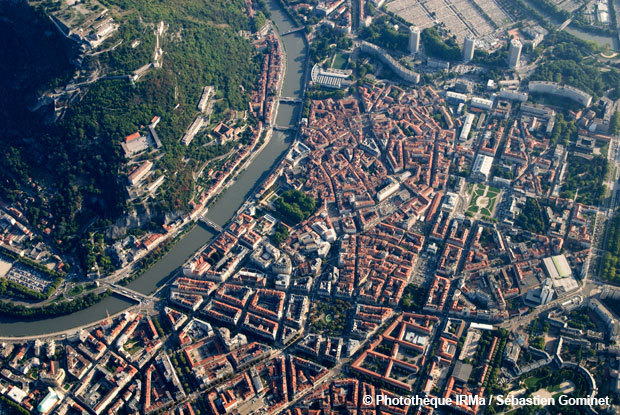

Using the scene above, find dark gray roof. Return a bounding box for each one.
[149,125,163,149]
[452,361,472,383]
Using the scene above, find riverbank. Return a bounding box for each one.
[520,0,619,50]
[118,222,197,286]
[0,0,308,338]
[0,295,141,341]
[206,128,274,211]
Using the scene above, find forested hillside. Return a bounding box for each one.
[0,0,260,250]
[0,2,74,201]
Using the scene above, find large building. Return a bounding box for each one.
[542,255,571,279]
[127,160,153,186]
[470,96,493,111]
[508,39,522,69]
[360,41,420,83]
[37,388,62,415]
[459,113,475,141]
[376,179,400,201]
[472,154,493,181]
[542,255,579,295]
[528,81,593,107]
[357,0,364,31]
[540,278,554,305]
[310,64,351,89]
[525,277,555,305]
[446,91,468,104]
[315,0,345,16]
[499,89,528,102]
[520,103,555,120]
[409,26,420,54]
[588,298,619,337]
[462,35,475,62]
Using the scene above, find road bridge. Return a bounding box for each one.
[107,283,154,303]
[199,217,223,233]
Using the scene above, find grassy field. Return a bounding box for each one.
[332,52,349,69]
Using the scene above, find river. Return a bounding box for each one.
[564,26,618,50]
[522,0,619,50]
[0,0,307,337]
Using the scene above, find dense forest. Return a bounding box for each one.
[0,3,74,203]
[420,27,461,62]
[274,190,316,225]
[549,113,578,147]
[472,43,509,68]
[516,198,546,234]
[95,14,156,74]
[0,290,110,319]
[360,17,409,53]
[0,0,260,252]
[311,24,353,64]
[601,215,620,284]
[560,154,608,206]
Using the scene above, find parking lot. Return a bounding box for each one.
[3,262,53,293]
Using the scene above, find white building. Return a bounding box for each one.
[520,103,555,120]
[442,192,460,213]
[463,35,475,62]
[597,0,609,23]
[588,298,619,337]
[46,340,56,359]
[376,179,400,202]
[470,96,494,111]
[508,39,522,69]
[310,64,351,89]
[409,26,420,54]
[459,113,475,141]
[446,91,468,104]
[197,86,214,113]
[128,160,153,186]
[499,89,528,102]
[540,278,554,305]
[542,254,579,295]
[472,154,493,181]
[528,81,592,107]
[360,41,420,83]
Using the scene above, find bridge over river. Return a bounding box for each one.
[0,0,309,338]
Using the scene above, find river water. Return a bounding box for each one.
[0,0,306,337]
[564,26,618,50]
[522,0,619,50]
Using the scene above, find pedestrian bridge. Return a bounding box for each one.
[279,96,303,104]
[281,27,305,36]
[274,124,296,131]
[199,217,223,233]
